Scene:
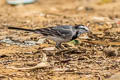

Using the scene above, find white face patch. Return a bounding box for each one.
[78,26,89,31]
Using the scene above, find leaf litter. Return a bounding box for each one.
[0,0,120,80]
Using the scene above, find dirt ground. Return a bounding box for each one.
[0,0,120,80]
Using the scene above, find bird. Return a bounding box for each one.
[6,25,89,49]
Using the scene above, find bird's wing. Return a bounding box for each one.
[35,26,73,39]
[55,28,73,38]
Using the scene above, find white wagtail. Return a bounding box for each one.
[7,25,89,48]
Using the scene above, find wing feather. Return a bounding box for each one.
[35,26,73,39]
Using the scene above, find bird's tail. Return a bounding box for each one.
[7,26,35,32]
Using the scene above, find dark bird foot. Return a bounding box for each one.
[56,45,65,50]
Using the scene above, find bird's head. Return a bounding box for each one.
[74,25,90,36]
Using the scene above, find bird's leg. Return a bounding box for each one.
[56,42,62,49]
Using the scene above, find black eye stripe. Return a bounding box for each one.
[79,28,88,31]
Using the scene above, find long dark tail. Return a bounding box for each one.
[7,26,35,32]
